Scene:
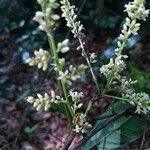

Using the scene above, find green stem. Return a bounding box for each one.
[64,2,100,93]
[102,74,114,95]
[102,17,139,95]
[78,37,100,93]
[104,94,130,102]
[102,30,131,95]
[42,3,74,124]
[47,33,74,123]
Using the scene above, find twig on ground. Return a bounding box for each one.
[140,126,147,150]
[62,133,75,150]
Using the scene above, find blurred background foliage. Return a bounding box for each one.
[1,0,150,33]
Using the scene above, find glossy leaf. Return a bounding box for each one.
[84,102,146,150]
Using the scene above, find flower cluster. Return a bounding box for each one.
[57,39,70,53]
[27,91,64,111]
[69,64,88,81]
[58,64,87,85]
[69,91,91,133]
[33,11,47,31]
[70,91,84,113]
[100,57,126,79]
[26,48,50,71]
[72,113,92,133]
[125,0,149,21]
[100,0,150,114]
[60,0,100,92]
[37,0,46,5]
[45,0,60,29]
[100,0,149,81]
[60,0,84,37]
[120,77,150,114]
[34,0,60,31]
[89,53,97,63]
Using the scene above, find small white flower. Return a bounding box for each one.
[58,64,87,85]
[120,77,150,114]
[89,53,97,63]
[72,113,92,133]
[27,91,64,111]
[34,0,60,31]
[27,96,34,103]
[69,91,84,102]
[37,0,45,5]
[33,11,45,21]
[100,0,149,86]
[26,48,50,71]
[57,39,70,53]
[60,0,84,37]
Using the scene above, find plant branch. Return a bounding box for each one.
[62,1,100,93]
[78,37,100,93]
[47,33,74,124]
[104,94,131,101]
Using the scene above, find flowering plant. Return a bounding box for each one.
[26,0,149,149]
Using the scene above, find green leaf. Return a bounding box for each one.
[98,130,121,150]
[128,62,150,91]
[84,117,145,150]
[130,65,146,90]
[24,124,39,135]
[98,117,145,150]
[84,116,130,150]
[16,89,31,102]
[95,101,130,121]
[84,102,146,150]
